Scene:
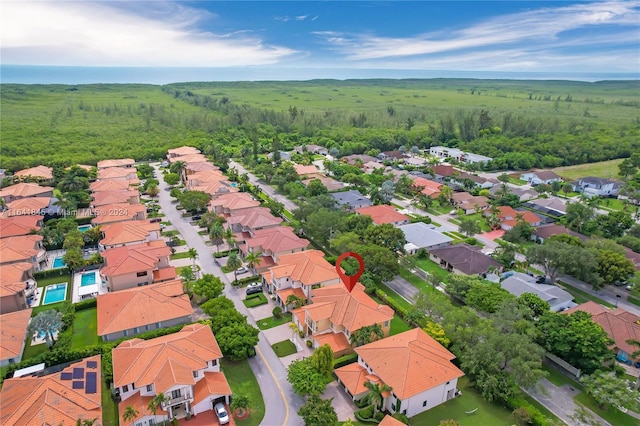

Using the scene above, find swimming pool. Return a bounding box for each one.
[80,271,99,287]
[78,225,92,232]
[52,256,66,268]
[42,283,67,305]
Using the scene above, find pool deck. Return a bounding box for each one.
[72,270,109,303]
[45,249,66,270]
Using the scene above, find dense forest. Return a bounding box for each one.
[1,79,639,171]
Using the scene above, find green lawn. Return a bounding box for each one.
[376,282,413,312]
[542,363,580,388]
[271,339,297,357]
[427,202,453,215]
[554,159,624,180]
[32,274,73,315]
[170,251,191,260]
[71,307,99,349]
[243,293,268,308]
[221,359,265,426]
[459,213,491,232]
[627,295,640,307]
[102,374,119,426]
[556,282,613,308]
[414,257,450,283]
[574,391,639,426]
[256,313,292,330]
[409,377,513,425]
[389,314,412,336]
[595,197,628,212]
[21,333,49,360]
[508,177,527,186]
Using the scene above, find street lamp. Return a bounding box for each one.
[616,294,621,307]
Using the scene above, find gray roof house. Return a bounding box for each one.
[501,273,576,312]
[429,244,501,276]
[330,190,372,211]
[575,177,621,197]
[398,223,453,254]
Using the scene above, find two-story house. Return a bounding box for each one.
[262,250,341,308]
[520,170,563,186]
[292,283,394,357]
[100,240,176,292]
[0,309,32,366]
[113,324,231,424]
[97,167,139,181]
[0,235,46,271]
[209,192,261,217]
[240,227,309,272]
[0,183,54,204]
[0,215,45,238]
[91,203,147,226]
[575,176,622,197]
[0,263,36,313]
[91,190,140,207]
[335,329,464,417]
[225,207,283,236]
[99,220,161,250]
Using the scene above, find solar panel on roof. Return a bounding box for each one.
[60,372,72,380]
[86,361,97,369]
[72,381,84,389]
[85,372,97,394]
[73,367,84,379]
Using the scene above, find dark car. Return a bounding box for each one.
[192,215,201,221]
[149,217,162,223]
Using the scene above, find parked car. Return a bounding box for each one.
[192,214,201,221]
[246,282,262,295]
[214,402,229,425]
[149,217,162,223]
[236,266,249,274]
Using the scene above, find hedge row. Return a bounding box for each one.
[506,395,553,426]
[34,268,70,279]
[74,298,97,311]
[334,353,358,369]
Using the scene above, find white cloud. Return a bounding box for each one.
[295,15,308,21]
[1,1,298,66]
[313,0,640,62]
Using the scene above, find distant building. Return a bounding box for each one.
[398,223,453,254]
[520,170,563,186]
[355,205,410,226]
[501,273,576,312]
[430,244,501,276]
[330,190,372,211]
[429,146,492,164]
[575,177,621,197]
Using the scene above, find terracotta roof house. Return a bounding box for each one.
[209,192,260,215]
[356,205,410,226]
[363,161,386,174]
[190,181,238,198]
[0,308,32,366]
[92,203,147,226]
[0,235,46,271]
[430,244,501,276]
[342,154,379,166]
[302,175,345,192]
[100,240,175,292]
[411,177,443,198]
[294,164,319,177]
[501,273,576,312]
[97,279,193,341]
[185,161,219,175]
[398,223,453,254]
[13,165,54,182]
[0,355,103,425]
[169,153,208,164]
[90,179,136,192]
[241,227,309,271]
[186,170,226,187]
[330,190,372,211]
[113,324,231,424]
[262,250,341,307]
[335,328,464,417]
[97,167,138,181]
[495,206,542,230]
[91,189,140,207]
[99,219,161,250]
[432,165,455,180]
[292,283,394,357]
[0,183,54,203]
[531,224,588,244]
[167,146,201,159]
[0,262,36,314]
[521,170,563,185]
[5,197,59,217]
[97,158,135,169]
[563,301,640,363]
[0,215,44,238]
[226,207,283,234]
[379,415,407,426]
[451,192,490,214]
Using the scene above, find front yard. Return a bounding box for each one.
[271,339,297,357]
[256,313,292,330]
[221,359,265,426]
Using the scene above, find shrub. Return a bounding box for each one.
[334,353,358,369]
[358,405,374,419]
[34,268,70,279]
[464,237,478,245]
[374,412,385,421]
[391,413,409,424]
[299,330,304,338]
[306,340,313,348]
[272,306,283,319]
[74,298,97,311]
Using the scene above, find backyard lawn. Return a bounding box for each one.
[389,314,412,336]
[102,374,119,426]
[409,377,512,426]
[271,339,297,357]
[256,313,292,330]
[71,307,99,349]
[414,257,450,283]
[221,359,265,426]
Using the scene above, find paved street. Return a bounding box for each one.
[230,160,299,213]
[153,164,304,426]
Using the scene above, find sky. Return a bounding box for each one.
[2,0,639,75]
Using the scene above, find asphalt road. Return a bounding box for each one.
[229,160,299,213]
[153,164,303,426]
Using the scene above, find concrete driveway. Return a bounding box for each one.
[322,381,358,422]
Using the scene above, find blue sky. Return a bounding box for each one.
[2,1,639,74]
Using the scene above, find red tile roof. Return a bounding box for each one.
[97,158,135,169]
[294,164,319,176]
[97,167,138,180]
[245,227,309,255]
[355,205,410,225]
[97,280,192,337]
[14,165,53,180]
[91,190,139,206]
[6,197,51,216]
[433,165,455,177]
[91,203,146,225]
[211,193,261,212]
[0,262,32,298]
[226,207,282,230]
[355,328,464,399]
[168,146,201,156]
[170,153,208,164]
[90,179,134,192]
[264,250,340,287]
[0,215,44,238]
[101,240,171,277]
[193,372,232,407]
[0,355,102,425]
[313,332,351,354]
[0,235,43,265]
[412,177,443,198]
[0,183,53,199]
[100,220,160,247]
[0,308,32,361]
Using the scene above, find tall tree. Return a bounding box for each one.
[29,309,63,348]
[147,393,168,420]
[209,222,225,253]
[582,370,639,410]
[227,252,243,282]
[192,274,225,300]
[287,358,328,397]
[243,251,262,274]
[363,381,393,417]
[311,344,334,377]
[458,218,481,236]
[297,396,338,426]
[188,248,199,276]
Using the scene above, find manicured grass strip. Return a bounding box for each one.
[102,372,119,426]
[243,293,268,308]
[556,282,613,308]
[574,390,638,426]
[271,339,297,357]
[508,177,527,186]
[170,251,191,260]
[70,307,99,349]
[409,377,513,425]
[256,313,292,330]
[221,359,265,426]
[161,230,179,237]
[390,314,412,336]
[376,282,413,312]
[414,257,450,282]
[627,295,640,307]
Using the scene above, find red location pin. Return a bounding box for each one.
[335,251,365,293]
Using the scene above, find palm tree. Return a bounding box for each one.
[349,324,384,347]
[188,248,199,277]
[239,173,250,192]
[244,251,262,274]
[439,185,453,205]
[147,393,168,421]
[209,222,224,253]
[227,252,243,282]
[75,418,98,426]
[230,394,252,417]
[59,175,88,193]
[169,161,186,182]
[224,227,237,250]
[28,309,63,348]
[363,381,392,417]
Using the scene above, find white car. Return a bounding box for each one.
[214,402,229,425]
[236,266,249,274]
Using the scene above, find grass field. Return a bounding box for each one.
[256,313,292,330]
[553,159,624,180]
[389,314,412,336]
[271,339,297,357]
[243,292,268,308]
[70,307,99,349]
[221,358,265,426]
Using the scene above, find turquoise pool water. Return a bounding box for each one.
[43,283,67,305]
[52,257,66,268]
[78,225,92,232]
[80,271,98,287]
